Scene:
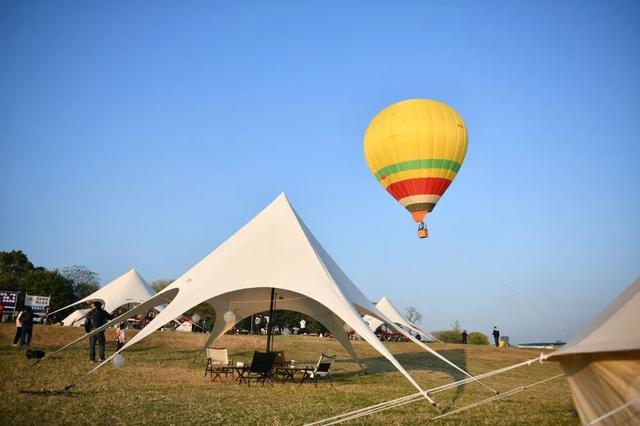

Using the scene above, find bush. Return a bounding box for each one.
[432,329,461,343]
[431,330,490,345]
[468,332,489,345]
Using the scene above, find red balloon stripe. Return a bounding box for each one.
[385,178,452,201]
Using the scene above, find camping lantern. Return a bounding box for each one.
[111,353,125,369]
[223,310,236,324]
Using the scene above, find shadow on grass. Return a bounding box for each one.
[335,348,469,408]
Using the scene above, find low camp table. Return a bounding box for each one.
[274,366,312,383]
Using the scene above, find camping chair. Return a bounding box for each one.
[237,351,277,386]
[204,348,232,381]
[299,354,336,387]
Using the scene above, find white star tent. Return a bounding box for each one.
[71,194,440,400]
[49,268,155,318]
[547,277,640,425]
[363,296,440,342]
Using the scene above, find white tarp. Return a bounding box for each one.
[49,269,155,316]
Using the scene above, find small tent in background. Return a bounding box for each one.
[547,277,640,425]
[49,269,155,321]
[61,308,91,327]
[364,296,439,342]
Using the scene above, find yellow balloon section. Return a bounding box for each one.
[364,99,468,224]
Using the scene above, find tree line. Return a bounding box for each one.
[0,250,100,315]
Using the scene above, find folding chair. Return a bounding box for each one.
[204,347,232,381]
[237,351,277,386]
[300,354,336,387]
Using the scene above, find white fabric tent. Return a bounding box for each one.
[547,277,640,425]
[363,296,439,342]
[49,269,155,317]
[61,308,91,327]
[78,193,436,400]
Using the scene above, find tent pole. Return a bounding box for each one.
[266,288,276,352]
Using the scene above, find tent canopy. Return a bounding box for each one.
[364,296,438,342]
[548,277,640,425]
[61,308,91,327]
[49,268,155,316]
[80,193,432,399]
[548,278,640,358]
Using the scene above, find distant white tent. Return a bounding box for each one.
[363,296,439,342]
[547,277,640,425]
[49,269,155,317]
[61,308,91,327]
[75,194,438,400]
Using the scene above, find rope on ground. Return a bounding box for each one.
[587,396,640,425]
[430,373,564,421]
[19,384,75,396]
[304,353,550,426]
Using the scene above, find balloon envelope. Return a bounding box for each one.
[364,99,468,224]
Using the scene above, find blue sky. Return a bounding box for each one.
[1,1,638,343]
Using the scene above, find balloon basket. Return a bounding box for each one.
[417,227,428,239]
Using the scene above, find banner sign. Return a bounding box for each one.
[0,291,19,312]
[25,294,50,312]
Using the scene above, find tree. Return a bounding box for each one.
[0,250,42,290]
[405,306,423,324]
[60,265,101,299]
[151,279,173,293]
[451,319,462,332]
[468,332,489,345]
[18,269,75,312]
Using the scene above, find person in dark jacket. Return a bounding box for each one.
[20,307,34,347]
[85,301,113,362]
[492,326,500,347]
[461,330,468,344]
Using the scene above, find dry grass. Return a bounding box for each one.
[0,324,579,425]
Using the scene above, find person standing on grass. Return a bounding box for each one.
[19,306,34,347]
[116,322,126,350]
[13,308,24,346]
[461,330,468,344]
[85,301,113,362]
[492,326,500,347]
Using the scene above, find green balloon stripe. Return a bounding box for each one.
[375,159,461,181]
[405,202,437,213]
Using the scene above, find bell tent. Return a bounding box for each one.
[547,277,640,425]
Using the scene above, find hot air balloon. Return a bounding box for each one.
[364,99,468,238]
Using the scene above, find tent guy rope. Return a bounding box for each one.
[430,373,565,421]
[305,353,551,426]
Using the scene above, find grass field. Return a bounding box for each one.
[0,324,579,425]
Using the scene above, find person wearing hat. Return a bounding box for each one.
[85,301,113,362]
